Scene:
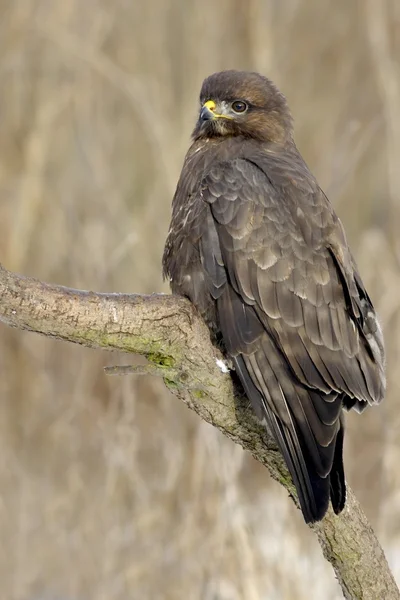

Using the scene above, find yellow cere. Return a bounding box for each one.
[204,100,216,111]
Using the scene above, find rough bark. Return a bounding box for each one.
[0,262,398,600]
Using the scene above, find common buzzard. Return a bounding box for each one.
[163,70,385,523]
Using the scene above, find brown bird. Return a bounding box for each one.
[163,70,385,523]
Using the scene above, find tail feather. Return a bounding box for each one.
[329,416,346,514]
[233,355,345,523]
[268,406,330,522]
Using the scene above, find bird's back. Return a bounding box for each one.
[164,126,385,524]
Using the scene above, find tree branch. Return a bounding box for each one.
[0,262,398,600]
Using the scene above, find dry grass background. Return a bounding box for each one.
[0,1,399,599]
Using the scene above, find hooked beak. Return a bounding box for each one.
[199,100,233,122]
[200,100,217,122]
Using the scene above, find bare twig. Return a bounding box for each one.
[0,261,398,600]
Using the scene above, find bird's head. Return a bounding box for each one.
[192,70,293,145]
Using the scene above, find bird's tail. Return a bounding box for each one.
[266,406,346,522]
[233,355,346,523]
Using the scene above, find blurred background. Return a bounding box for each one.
[0,1,399,598]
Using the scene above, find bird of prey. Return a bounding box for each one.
[163,70,385,523]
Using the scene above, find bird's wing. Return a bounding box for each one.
[199,156,385,521]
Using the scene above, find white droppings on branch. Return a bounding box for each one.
[216,358,230,373]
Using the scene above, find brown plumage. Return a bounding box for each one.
[163,70,385,523]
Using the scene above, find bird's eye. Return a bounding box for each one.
[231,100,248,114]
